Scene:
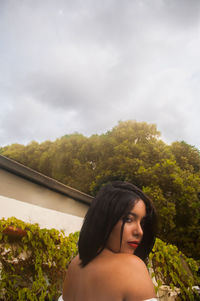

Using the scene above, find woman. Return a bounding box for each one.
[61,181,157,301]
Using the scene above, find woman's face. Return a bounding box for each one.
[106,199,146,254]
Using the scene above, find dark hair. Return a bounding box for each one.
[78,181,157,267]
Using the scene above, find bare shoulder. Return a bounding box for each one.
[68,255,80,270]
[114,252,147,270]
[62,255,80,300]
[120,253,149,272]
[115,254,156,300]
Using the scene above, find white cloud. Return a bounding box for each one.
[1,0,200,148]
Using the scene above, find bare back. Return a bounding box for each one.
[63,249,156,301]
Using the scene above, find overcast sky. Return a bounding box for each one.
[1,0,200,149]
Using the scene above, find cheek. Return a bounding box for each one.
[121,224,131,239]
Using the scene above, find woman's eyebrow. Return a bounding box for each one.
[127,212,137,218]
[128,212,146,219]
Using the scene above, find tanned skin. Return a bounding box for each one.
[63,200,156,301]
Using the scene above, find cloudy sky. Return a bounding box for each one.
[1,0,200,149]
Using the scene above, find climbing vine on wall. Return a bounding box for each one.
[0,217,79,301]
[149,238,200,301]
[0,218,199,301]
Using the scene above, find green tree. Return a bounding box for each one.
[1,120,200,259]
[171,141,200,173]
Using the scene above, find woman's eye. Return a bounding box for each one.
[124,216,133,223]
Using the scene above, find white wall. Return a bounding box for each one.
[0,195,84,235]
[0,169,89,217]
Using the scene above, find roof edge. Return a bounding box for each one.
[0,155,93,205]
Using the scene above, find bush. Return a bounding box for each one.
[149,238,200,300]
[0,218,199,301]
[0,217,78,301]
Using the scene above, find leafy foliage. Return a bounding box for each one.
[0,217,78,301]
[149,238,200,301]
[1,120,200,259]
[0,218,199,301]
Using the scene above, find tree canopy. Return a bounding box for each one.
[1,120,200,260]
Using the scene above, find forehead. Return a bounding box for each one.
[129,199,146,218]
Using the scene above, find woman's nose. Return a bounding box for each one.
[133,222,143,237]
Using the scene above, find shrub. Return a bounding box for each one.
[0,218,199,301]
[0,217,78,301]
[149,238,200,300]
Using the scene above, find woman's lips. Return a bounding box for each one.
[127,241,139,249]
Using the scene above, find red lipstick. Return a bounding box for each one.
[128,241,139,249]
